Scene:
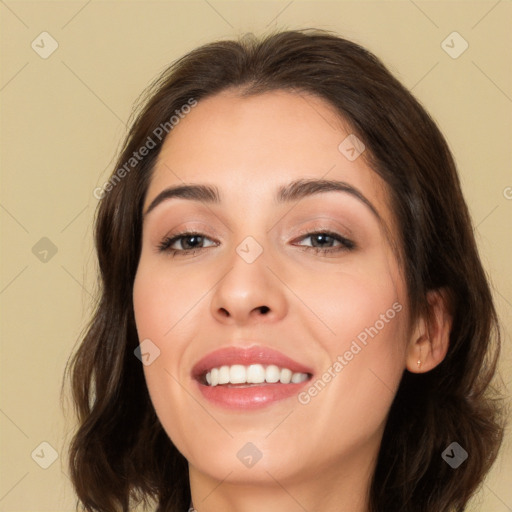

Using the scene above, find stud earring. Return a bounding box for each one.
[417,359,422,369]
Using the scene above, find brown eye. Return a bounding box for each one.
[294,231,355,254]
[158,232,217,255]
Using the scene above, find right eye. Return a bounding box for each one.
[157,231,218,256]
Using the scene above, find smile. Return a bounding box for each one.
[192,345,314,409]
[204,364,309,386]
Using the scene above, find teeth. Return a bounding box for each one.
[204,364,309,387]
[280,368,292,384]
[266,364,280,383]
[247,364,266,383]
[219,365,230,384]
[229,365,246,384]
[291,372,308,383]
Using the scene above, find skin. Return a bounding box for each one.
[132,90,452,512]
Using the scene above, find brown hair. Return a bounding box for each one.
[63,29,507,511]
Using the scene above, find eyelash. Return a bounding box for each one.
[157,229,355,257]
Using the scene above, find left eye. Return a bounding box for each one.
[294,231,355,253]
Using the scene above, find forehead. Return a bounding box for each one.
[145,89,393,229]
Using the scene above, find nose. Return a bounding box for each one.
[209,242,288,327]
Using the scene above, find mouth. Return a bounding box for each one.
[202,364,310,387]
[192,345,314,409]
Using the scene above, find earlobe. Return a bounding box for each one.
[406,288,453,373]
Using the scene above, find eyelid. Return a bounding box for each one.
[156,221,221,243]
[289,216,354,239]
[293,224,352,240]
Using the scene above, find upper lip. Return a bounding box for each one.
[191,345,314,380]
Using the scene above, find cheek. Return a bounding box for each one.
[288,246,404,355]
[133,255,206,341]
[288,254,407,438]
[287,305,406,473]
[133,263,196,455]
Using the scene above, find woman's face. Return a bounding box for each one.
[133,90,411,489]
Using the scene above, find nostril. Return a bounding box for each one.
[259,306,270,314]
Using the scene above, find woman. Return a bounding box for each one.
[65,29,506,512]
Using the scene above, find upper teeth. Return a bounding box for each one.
[204,364,309,386]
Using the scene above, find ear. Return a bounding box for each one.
[406,288,453,373]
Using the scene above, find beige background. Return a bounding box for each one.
[1,1,511,510]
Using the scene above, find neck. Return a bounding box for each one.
[188,447,376,512]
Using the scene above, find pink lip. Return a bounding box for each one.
[192,346,314,378]
[191,345,314,410]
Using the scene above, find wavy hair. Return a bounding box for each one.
[63,29,507,511]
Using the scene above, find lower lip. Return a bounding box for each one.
[196,380,311,409]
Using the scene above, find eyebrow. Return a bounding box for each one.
[143,178,382,222]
